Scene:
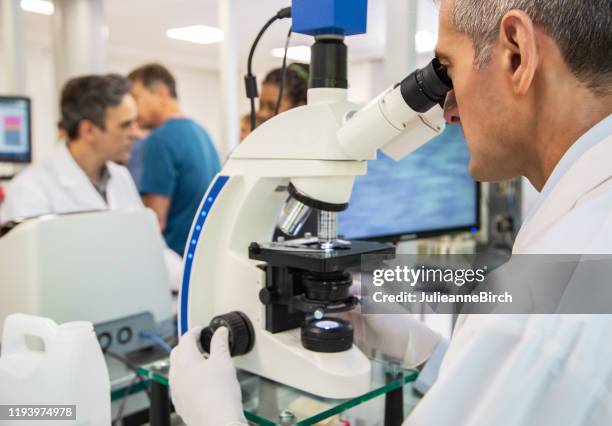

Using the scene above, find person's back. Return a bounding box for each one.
[128,63,221,255]
[140,117,220,255]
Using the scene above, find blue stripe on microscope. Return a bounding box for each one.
[180,175,230,335]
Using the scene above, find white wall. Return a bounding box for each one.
[22,35,57,163]
[348,58,386,105]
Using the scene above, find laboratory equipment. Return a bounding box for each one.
[0,210,174,354]
[0,96,31,163]
[0,314,110,426]
[181,0,452,398]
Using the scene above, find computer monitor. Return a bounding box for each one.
[0,96,31,163]
[338,123,479,242]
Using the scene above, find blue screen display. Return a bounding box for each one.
[338,124,478,240]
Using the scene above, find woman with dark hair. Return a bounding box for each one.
[239,63,309,143]
[259,62,309,119]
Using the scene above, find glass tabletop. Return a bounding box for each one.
[137,357,419,426]
[107,346,168,402]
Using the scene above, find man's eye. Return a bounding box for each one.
[444,66,453,80]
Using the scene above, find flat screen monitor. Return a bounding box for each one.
[0,96,31,163]
[338,123,479,242]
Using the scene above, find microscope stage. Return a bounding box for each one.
[249,240,394,272]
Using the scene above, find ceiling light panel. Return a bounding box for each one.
[166,25,224,45]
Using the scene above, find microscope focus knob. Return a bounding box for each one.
[258,287,279,305]
[301,317,354,353]
[199,311,255,357]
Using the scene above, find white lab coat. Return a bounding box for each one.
[405,132,612,425]
[0,143,183,291]
[0,143,142,222]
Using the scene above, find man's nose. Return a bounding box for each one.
[127,130,136,140]
[128,124,140,141]
[443,90,461,124]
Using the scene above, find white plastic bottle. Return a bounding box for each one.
[0,314,111,425]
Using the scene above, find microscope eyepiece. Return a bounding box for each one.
[399,57,453,113]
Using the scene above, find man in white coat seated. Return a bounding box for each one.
[0,75,140,220]
[0,74,182,290]
[168,0,612,425]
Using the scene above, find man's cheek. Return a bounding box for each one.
[452,89,469,126]
[455,84,485,130]
[458,115,486,161]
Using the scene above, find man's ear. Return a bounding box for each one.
[498,10,538,96]
[77,119,99,142]
[152,83,170,99]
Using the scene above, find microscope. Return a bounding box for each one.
[181,0,452,398]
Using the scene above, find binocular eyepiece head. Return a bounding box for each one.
[398,57,453,113]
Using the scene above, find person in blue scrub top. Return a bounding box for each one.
[128,63,221,256]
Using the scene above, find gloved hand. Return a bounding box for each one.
[343,272,443,367]
[348,312,443,368]
[169,326,247,426]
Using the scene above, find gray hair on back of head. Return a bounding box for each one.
[450,0,612,95]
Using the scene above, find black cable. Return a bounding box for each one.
[246,15,279,130]
[248,96,257,131]
[275,26,293,116]
[112,375,139,426]
[105,350,152,402]
[245,7,292,131]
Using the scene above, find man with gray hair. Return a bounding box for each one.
[398,1,612,423]
[439,0,611,188]
[168,1,612,424]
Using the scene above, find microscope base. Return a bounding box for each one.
[235,327,371,399]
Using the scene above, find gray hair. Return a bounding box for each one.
[451,0,612,95]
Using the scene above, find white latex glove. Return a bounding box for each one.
[348,312,443,368]
[345,272,443,367]
[169,327,247,426]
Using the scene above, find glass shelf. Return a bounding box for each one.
[107,346,168,402]
[137,357,419,426]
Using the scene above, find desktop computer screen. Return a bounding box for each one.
[0,96,31,163]
[338,123,479,241]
